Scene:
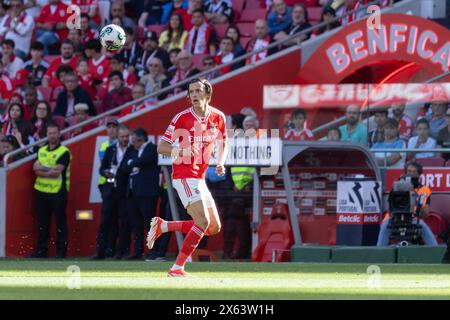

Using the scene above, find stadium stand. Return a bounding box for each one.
[1,0,449,263]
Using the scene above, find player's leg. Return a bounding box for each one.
[146,179,195,249]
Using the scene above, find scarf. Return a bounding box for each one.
[246,36,270,64]
[170,64,194,86]
[185,22,210,54]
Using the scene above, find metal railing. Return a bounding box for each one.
[370,148,450,167]
[1,0,392,167]
[311,71,450,136]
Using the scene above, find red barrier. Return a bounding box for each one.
[5,50,302,257]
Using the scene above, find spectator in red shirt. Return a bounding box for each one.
[109,54,137,89]
[99,71,133,115]
[42,40,78,89]
[72,0,101,26]
[80,13,99,45]
[284,108,314,141]
[76,58,97,100]
[391,102,414,142]
[84,39,110,86]
[0,60,15,103]
[35,0,70,55]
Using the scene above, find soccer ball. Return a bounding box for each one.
[99,24,126,51]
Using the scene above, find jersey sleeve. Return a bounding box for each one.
[218,113,227,141]
[162,115,181,144]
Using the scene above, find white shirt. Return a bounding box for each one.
[116,145,127,166]
[407,136,437,159]
[0,13,35,54]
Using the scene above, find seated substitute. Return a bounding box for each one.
[377,161,438,246]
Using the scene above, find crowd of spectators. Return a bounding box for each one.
[0,0,399,162]
[283,91,450,167]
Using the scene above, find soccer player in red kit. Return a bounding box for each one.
[147,78,228,277]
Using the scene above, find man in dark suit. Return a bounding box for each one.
[93,124,135,260]
[53,71,97,126]
[125,127,160,260]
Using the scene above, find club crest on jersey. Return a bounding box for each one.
[98,66,104,75]
[209,123,217,132]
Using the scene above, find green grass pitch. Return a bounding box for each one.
[0,259,449,299]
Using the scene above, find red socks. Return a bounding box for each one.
[174,224,205,267]
[167,221,194,233]
[168,220,212,235]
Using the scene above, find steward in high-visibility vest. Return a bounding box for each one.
[230,167,256,191]
[31,123,71,258]
[34,144,72,193]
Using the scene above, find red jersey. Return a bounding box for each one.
[162,106,227,180]
[44,56,79,88]
[397,114,414,141]
[78,72,97,98]
[36,2,69,41]
[284,128,314,141]
[71,0,101,25]
[89,55,110,84]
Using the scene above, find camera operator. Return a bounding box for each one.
[376,161,438,246]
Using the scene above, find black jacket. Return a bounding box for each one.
[99,144,134,199]
[53,86,97,118]
[125,142,161,198]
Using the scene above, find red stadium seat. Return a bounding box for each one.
[192,54,208,69]
[252,202,294,262]
[301,0,320,7]
[37,86,51,102]
[232,0,246,20]
[245,0,262,9]
[238,9,267,22]
[240,36,251,49]
[147,24,166,36]
[307,6,322,23]
[52,115,66,129]
[424,211,448,244]
[416,157,445,167]
[214,23,229,38]
[430,194,450,226]
[236,22,254,37]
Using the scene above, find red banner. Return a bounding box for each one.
[385,168,450,192]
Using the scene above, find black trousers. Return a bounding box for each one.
[96,192,131,257]
[35,190,68,256]
[223,194,252,259]
[127,195,159,256]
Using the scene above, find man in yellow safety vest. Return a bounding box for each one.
[31,122,72,258]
